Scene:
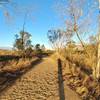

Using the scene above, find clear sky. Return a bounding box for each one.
[0,0,99,49]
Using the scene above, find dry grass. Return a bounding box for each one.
[59,46,100,100]
[0,48,99,100]
[55,44,100,100]
[0,58,35,72]
[0,50,18,56]
[0,49,38,73]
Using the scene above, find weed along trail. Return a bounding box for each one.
[0,57,81,100]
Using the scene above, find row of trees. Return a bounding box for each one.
[13,30,46,58]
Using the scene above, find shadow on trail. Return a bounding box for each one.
[58,59,65,100]
[0,55,20,62]
[0,58,43,96]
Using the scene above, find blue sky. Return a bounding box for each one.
[0,0,99,48]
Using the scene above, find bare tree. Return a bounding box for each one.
[55,0,99,80]
[0,0,17,23]
[47,29,72,54]
[54,0,98,57]
[0,0,10,18]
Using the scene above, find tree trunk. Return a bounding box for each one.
[95,9,100,80]
[96,34,100,80]
[75,31,90,58]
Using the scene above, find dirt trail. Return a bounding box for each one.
[0,57,81,100]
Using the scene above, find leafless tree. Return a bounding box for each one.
[54,0,100,80]
[54,0,98,57]
[0,0,35,25]
[0,0,18,24]
[0,0,10,21]
[47,29,73,54]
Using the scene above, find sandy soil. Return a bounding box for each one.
[0,57,81,100]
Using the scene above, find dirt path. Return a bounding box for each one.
[0,57,81,100]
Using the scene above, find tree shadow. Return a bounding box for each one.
[58,58,65,100]
[0,58,43,95]
[66,57,92,75]
[0,55,20,62]
[0,55,20,69]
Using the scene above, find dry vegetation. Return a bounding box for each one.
[0,49,46,97]
[0,46,99,100]
[0,49,47,72]
[0,0,100,100]
[55,44,100,100]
